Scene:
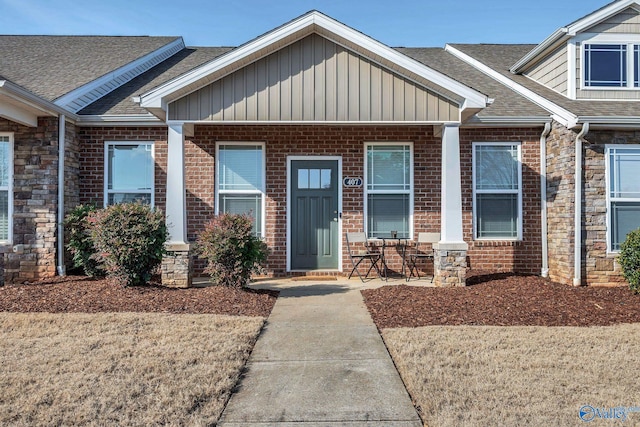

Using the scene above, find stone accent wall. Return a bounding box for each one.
[433,245,467,287]
[1,117,59,283]
[161,244,192,288]
[546,122,577,285]
[583,130,640,286]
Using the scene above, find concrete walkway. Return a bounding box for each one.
[218,278,422,427]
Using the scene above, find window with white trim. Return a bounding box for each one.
[473,143,522,239]
[583,43,640,88]
[607,146,640,251]
[216,143,265,237]
[0,134,13,243]
[365,143,412,238]
[105,143,154,206]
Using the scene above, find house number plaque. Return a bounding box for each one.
[343,177,363,187]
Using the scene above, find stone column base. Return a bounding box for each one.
[433,242,468,287]
[161,243,193,288]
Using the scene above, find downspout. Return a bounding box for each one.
[539,122,551,278]
[57,115,66,276]
[573,122,589,286]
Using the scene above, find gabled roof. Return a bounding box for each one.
[137,10,489,120]
[450,43,640,127]
[0,35,183,112]
[511,0,640,73]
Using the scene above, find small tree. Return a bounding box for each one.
[195,213,268,288]
[64,204,104,277]
[88,203,167,287]
[619,228,640,294]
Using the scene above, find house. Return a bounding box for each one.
[1,0,639,287]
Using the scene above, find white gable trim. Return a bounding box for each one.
[511,0,640,73]
[0,80,77,126]
[138,11,488,114]
[55,37,185,113]
[445,45,578,128]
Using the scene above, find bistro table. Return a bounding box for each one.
[367,236,410,280]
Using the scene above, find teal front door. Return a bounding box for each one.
[291,159,339,270]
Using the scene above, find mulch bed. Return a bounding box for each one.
[362,271,640,328]
[0,276,277,317]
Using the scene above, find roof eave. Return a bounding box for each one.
[76,113,165,127]
[0,80,77,126]
[463,115,552,128]
[139,11,488,115]
[578,115,640,129]
[510,28,569,73]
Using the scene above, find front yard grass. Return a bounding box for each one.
[383,324,640,426]
[0,312,264,426]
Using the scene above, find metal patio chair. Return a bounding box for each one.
[345,232,382,282]
[406,232,440,282]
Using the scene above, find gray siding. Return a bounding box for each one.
[588,7,640,33]
[526,45,568,95]
[169,34,458,122]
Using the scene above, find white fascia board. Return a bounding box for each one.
[139,11,488,111]
[56,37,185,113]
[0,80,77,120]
[510,29,569,73]
[76,113,165,127]
[446,45,578,128]
[567,0,639,34]
[578,116,640,128]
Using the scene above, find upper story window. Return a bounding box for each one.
[364,143,413,239]
[473,143,522,240]
[583,43,640,89]
[105,142,154,207]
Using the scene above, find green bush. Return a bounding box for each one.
[195,213,268,288]
[64,204,104,277]
[88,203,168,287]
[619,228,640,294]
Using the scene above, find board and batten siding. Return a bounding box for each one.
[525,45,568,95]
[576,7,640,99]
[168,34,459,122]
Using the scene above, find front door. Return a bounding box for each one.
[290,159,339,270]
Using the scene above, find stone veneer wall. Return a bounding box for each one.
[1,117,60,283]
[545,122,578,285]
[583,130,640,286]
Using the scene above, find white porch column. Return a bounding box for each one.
[166,123,188,245]
[434,124,468,287]
[162,123,192,288]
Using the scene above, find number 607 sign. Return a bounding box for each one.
[343,177,363,187]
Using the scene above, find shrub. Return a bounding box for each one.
[195,213,268,288]
[88,203,168,287]
[64,204,104,277]
[619,228,640,294]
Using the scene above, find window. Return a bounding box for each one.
[216,143,265,237]
[105,143,154,206]
[584,44,627,87]
[365,143,412,238]
[607,146,640,251]
[473,143,522,239]
[0,134,12,243]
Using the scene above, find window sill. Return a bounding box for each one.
[473,240,522,247]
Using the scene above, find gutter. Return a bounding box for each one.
[0,80,78,120]
[573,122,589,286]
[540,122,551,278]
[57,115,66,276]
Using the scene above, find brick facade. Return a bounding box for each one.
[77,124,546,278]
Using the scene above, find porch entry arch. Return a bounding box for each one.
[286,156,342,271]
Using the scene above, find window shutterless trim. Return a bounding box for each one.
[472,142,523,241]
[363,142,414,239]
[215,142,266,238]
[580,40,640,90]
[606,144,640,253]
[0,133,13,244]
[104,141,155,208]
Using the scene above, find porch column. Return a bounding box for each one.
[161,123,192,288]
[434,124,468,287]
